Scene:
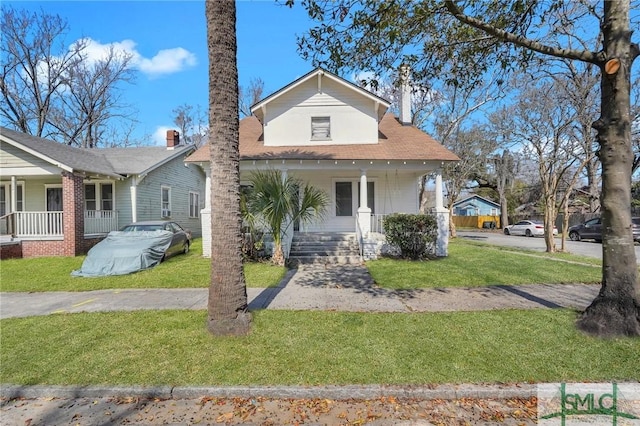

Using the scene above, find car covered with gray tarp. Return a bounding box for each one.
[72,231,173,277]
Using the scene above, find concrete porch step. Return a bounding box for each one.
[289,232,361,265]
[288,255,363,265]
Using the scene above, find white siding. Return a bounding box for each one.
[263,77,379,146]
[240,169,420,233]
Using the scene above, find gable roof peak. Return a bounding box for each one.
[250,68,391,122]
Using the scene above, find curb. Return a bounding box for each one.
[1,383,536,401]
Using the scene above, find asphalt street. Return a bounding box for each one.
[457,230,640,263]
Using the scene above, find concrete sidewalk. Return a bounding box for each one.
[0,264,600,319]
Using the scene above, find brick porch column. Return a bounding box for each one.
[62,171,85,256]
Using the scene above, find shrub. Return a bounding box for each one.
[383,213,437,260]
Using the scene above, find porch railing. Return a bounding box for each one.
[2,211,119,238]
[371,214,389,234]
[85,210,118,234]
[354,215,363,256]
[0,212,16,236]
[14,211,63,237]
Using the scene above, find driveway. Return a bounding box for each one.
[457,230,640,264]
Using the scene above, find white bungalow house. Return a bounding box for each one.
[186,68,459,261]
[0,129,205,258]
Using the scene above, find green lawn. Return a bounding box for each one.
[367,239,602,289]
[0,239,287,292]
[2,238,601,292]
[1,309,637,386]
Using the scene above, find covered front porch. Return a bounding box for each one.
[0,172,118,258]
[198,159,450,260]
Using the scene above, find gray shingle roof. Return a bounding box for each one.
[0,126,193,178]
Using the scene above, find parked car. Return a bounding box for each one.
[568,217,640,242]
[568,217,602,242]
[503,220,558,237]
[121,220,192,258]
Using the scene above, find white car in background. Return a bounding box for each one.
[503,220,558,237]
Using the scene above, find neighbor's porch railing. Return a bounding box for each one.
[14,211,64,237]
[6,210,118,238]
[85,210,118,234]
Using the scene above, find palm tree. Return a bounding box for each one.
[247,169,328,266]
[205,0,251,335]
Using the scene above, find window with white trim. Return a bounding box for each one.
[311,116,331,140]
[101,183,113,210]
[335,182,353,216]
[161,186,171,218]
[85,184,96,210]
[0,183,24,216]
[189,191,200,218]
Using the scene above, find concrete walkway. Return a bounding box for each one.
[0,264,600,319]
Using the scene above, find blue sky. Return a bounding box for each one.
[7,1,323,145]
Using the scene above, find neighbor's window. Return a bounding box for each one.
[189,191,200,218]
[161,186,171,217]
[0,184,24,215]
[335,182,352,216]
[85,184,96,210]
[311,116,331,140]
[101,183,113,211]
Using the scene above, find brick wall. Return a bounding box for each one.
[62,172,85,256]
[0,242,23,259]
[21,240,67,257]
[17,235,105,258]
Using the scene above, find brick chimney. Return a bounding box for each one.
[399,64,412,125]
[166,130,180,149]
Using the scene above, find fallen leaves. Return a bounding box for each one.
[3,395,540,425]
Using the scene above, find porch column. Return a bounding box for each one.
[434,168,449,257]
[10,176,17,212]
[201,167,212,258]
[130,178,138,223]
[62,171,84,256]
[357,169,371,236]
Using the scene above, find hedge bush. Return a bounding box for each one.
[383,213,437,260]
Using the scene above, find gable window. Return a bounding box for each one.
[161,186,171,218]
[189,191,200,218]
[311,116,331,140]
[335,182,352,216]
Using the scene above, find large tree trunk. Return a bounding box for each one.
[206,0,251,336]
[499,191,508,230]
[543,195,556,253]
[577,0,640,337]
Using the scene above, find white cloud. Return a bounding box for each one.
[136,47,197,77]
[153,126,173,146]
[74,37,197,77]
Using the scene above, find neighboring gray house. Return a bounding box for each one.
[0,128,205,258]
